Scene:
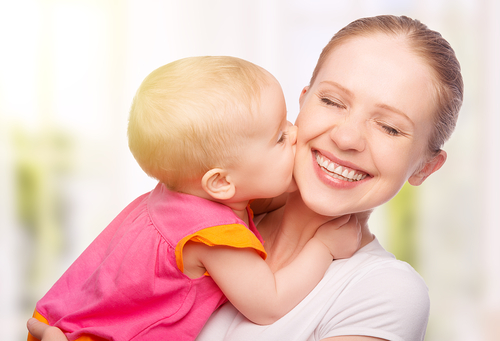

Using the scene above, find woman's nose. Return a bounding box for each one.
[329,116,366,152]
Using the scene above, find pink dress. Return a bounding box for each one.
[33,183,266,341]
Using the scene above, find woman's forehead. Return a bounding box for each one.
[308,35,437,139]
[317,36,435,108]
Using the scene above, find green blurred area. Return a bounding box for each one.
[387,182,419,267]
[13,126,74,305]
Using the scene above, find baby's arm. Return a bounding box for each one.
[186,214,361,325]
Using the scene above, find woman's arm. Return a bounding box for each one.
[185,214,361,325]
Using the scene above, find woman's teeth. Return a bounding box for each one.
[315,152,367,182]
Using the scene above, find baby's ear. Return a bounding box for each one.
[408,150,447,186]
[201,168,236,200]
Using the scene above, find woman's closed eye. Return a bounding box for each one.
[381,124,401,136]
[320,97,346,109]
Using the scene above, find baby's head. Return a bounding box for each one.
[128,56,281,192]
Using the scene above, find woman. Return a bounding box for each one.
[27,15,463,341]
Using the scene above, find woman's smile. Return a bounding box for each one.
[293,34,440,217]
[314,150,369,182]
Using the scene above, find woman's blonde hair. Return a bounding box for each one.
[310,15,463,155]
[128,56,271,190]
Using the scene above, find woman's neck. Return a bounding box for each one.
[258,191,336,271]
[258,191,374,272]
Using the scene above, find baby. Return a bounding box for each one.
[28,56,361,341]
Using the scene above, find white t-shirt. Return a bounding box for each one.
[196,238,429,341]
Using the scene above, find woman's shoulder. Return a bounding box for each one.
[318,236,430,318]
[331,237,428,295]
[195,237,429,341]
[313,238,429,340]
[358,237,425,277]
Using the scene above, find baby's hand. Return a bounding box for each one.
[314,215,362,260]
[27,318,68,341]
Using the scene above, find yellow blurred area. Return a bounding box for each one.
[1,1,499,340]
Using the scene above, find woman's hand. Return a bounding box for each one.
[27,318,68,341]
[314,214,362,260]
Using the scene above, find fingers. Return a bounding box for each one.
[335,214,362,259]
[354,210,372,226]
[314,215,351,237]
[331,214,351,229]
[351,214,362,246]
[346,214,362,243]
[27,318,68,341]
[27,318,46,339]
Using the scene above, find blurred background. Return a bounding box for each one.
[1,0,498,340]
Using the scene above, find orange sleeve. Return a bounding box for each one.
[175,223,267,274]
[28,310,107,341]
[27,310,47,341]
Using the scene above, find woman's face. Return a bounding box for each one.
[294,34,445,216]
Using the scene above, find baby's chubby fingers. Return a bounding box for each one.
[323,214,351,230]
[313,214,362,260]
[27,318,68,341]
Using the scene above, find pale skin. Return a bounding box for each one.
[26,76,362,339]
[179,77,362,325]
[27,33,448,340]
[255,34,446,340]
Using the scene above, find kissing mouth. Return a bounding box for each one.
[315,151,368,182]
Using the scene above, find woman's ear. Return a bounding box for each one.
[408,150,447,186]
[299,86,309,107]
[201,168,236,200]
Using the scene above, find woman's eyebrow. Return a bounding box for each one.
[319,80,354,97]
[319,80,414,126]
[376,103,415,127]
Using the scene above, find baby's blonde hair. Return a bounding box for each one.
[128,56,272,191]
